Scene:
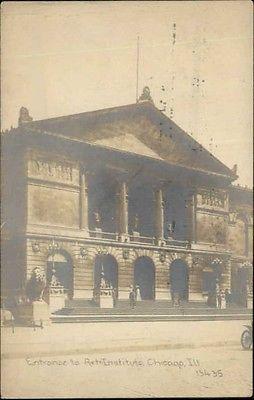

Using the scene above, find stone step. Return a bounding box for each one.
[53,306,251,316]
[51,313,253,323]
[65,299,97,308]
[65,299,209,309]
[63,299,247,311]
[114,300,208,309]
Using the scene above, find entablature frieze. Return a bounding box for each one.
[26,150,80,187]
[196,188,229,212]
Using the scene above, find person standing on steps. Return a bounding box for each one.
[217,290,222,309]
[112,287,116,307]
[135,285,141,301]
[225,289,231,308]
[221,290,226,309]
[129,286,136,309]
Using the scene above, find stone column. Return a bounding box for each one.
[154,188,165,245]
[117,180,129,242]
[186,190,196,243]
[80,168,89,234]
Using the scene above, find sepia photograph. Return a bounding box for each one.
[1,1,253,398]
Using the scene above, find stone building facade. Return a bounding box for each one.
[1,95,253,309]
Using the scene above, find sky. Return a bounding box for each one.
[1,1,253,187]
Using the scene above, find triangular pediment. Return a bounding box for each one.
[93,133,163,160]
[22,101,236,179]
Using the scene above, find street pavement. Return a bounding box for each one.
[1,320,253,398]
[1,320,252,358]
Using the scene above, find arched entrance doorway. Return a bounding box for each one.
[170,259,189,301]
[134,257,155,300]
[46,251,73,299]
[94,254,118,296]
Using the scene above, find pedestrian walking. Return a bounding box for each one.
[207,290,216,307]
[174,292,180,307]
[217,290,222,309]
[225,289,231,308]
[221,290,226,309]
[112,287,116,307]
[129,286,136,309]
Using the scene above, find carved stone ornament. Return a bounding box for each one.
[159,251,166,263]
[123,249,130,260]
[18,106,33,126]
[138,86,154,104]
[80,247,88,259]
[30,159,74,183]
[31,241,41,253]
[200,189,226,208]
[98,247,108,255]
[211,258,223,266]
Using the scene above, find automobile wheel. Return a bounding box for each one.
[241,330,252,350]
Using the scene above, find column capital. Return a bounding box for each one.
[115,172,130,185]
[80,166,95,178]
[152,180,168,192]
[79,162,87,172]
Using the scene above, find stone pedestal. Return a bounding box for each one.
[94,228,102,238]
[132,231,140,239]
[247,296,253,309]
[49,293,67,313]
[99,294,113,308]
[1,309,13,326]
[17,301,51,326]
[188,292,205,302]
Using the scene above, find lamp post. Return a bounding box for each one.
[241,261,252,269]
[211,258,223,274]
[228,211,237,225]
[48,238,60,282]
[211,258,223,297]
[240,261,252,308]
[240,261,252,286]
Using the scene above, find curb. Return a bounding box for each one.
[2,340,241,360]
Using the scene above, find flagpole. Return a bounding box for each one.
[136,35,140,102]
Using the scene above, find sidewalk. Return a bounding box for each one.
[51,311,252,323]
[1,320,249,359]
